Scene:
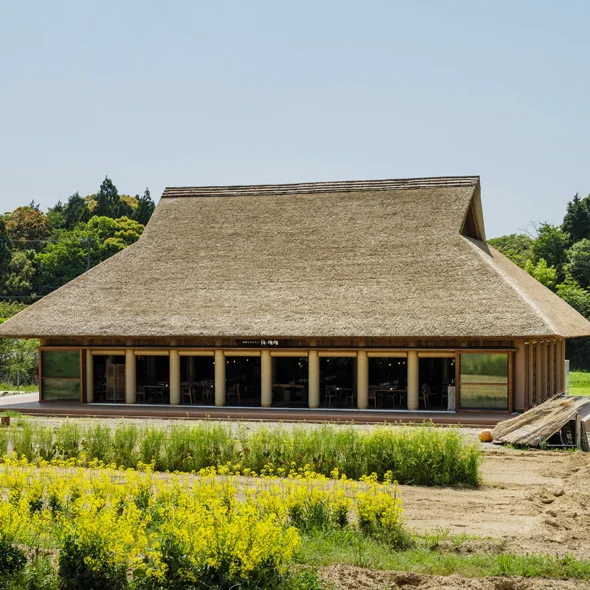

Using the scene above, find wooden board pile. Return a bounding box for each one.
[492,395,590,451]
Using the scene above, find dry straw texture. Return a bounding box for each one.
[492,395,590,447]
[1,176,590,338]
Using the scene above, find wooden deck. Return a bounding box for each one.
[0,394,508,427]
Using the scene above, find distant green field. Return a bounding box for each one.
[569,371,590,396]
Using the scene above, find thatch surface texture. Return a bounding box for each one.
[1,176,590,338]
[492,396,590,447]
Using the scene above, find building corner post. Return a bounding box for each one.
[214,349,226,406]
[407,350,419,410]
[170,350,181,405]
[125,349,136,404]
[357,350,369,409]
[308,350,320,408]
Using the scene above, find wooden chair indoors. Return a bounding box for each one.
[344,389,355,408]
[227,383,241,405]
[325,385,339,407]
[181,383,194,405]
[201,383,213,404]
[420,383,431,410]
[136,387,146,404]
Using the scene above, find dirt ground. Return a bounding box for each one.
[401,447,590,559]
[320,448,590,589]
[320,565,590,589]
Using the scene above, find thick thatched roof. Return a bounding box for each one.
[2,176,590,339]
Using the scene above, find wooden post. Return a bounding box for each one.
[308,350,320,408]
[357,350,369,409]
[86,349,94,403]
[525,341,535,410]
[575,413,582,449]
[169,350,180,405]
[125,349,136,404]
[407,350,419,411]
[214,350,226,406]
[535,342,544,401]
[548,341,555,397]
[558,338,567,391]
[513,340,526,411]
[261,350,272,407]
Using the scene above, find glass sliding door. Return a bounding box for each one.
[41,350,81,401]
[459,353,509,410]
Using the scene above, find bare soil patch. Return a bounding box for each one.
[320,565,590,589]
[401,448,590,558]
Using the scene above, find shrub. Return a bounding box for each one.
[1,420,482,486]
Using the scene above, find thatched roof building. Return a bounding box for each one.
[2,176,589,416]
[1,176,587,339]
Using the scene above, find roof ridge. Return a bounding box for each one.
[162,176,480,199]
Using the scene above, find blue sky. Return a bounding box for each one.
[0,0,588,238]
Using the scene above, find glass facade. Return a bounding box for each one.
[41,350,81,401]
[459,353,509,410]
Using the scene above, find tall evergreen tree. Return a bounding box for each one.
[94,176,119,218]
[0,217,13,288]
[133,188,155,225]
[562,193,590,246]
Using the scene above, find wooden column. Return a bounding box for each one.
[513,340,526,411]
[407,350,419,410]
[527,343,535,406]
[555,339,562,392]
[169,350,181,405]
[308,350,320,408]
[86,350,94,403]
[125,349,136,404]
[548,341,555,397]
[543,341,550,400]
[535,342,544,402]
[559,339,566,392]
[357,350,369,409]
[214,349,226,406]
[261,350,272,407]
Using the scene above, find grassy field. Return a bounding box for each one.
[569,371,590,396]
[0,382,37,393]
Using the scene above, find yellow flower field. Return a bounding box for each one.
[0,459,404,589]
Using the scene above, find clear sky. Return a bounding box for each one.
[0,0,588,238]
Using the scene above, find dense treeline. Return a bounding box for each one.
[488,192,590,369]
[0,177,154,386]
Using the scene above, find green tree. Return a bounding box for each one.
[34,216,144,293]
[133,188,155,225]
[556,275,590,319]
[524,258,558,290]
[562,193,590,246]
[94,177,120,218]
[3,249,36,301]
[0,217,12,287]
[487,233,533,268]
[565,238,590,289]
[5,206,52,251]
[530,223,568,277]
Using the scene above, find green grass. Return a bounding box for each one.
[1,419,482,486]
[569,371,590,396]
[297,528,590,580]
[0,383,38,393]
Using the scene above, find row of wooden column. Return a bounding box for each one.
[523,339,566,409]
[85,348,423,410]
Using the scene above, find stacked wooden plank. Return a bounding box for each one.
[492,395,590,450]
